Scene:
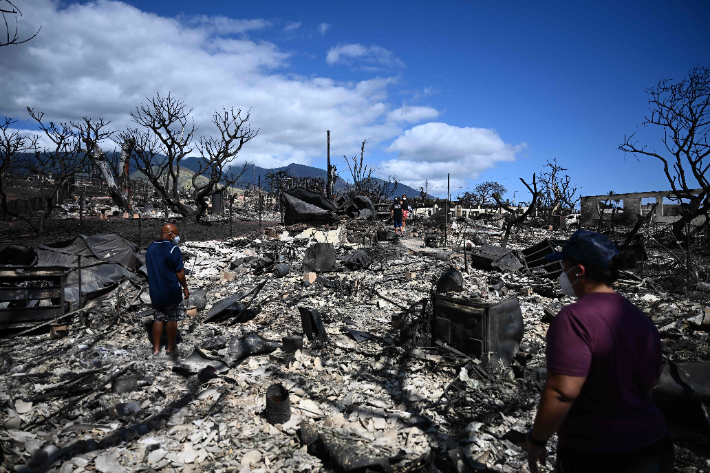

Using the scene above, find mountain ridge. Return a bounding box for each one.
[179,158,422,198]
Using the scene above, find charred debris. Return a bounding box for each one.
[0,194,709,473]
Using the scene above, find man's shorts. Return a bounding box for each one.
[394,219,402,228]
[153,302,186,322]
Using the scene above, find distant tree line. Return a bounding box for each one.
[0,92,257,234]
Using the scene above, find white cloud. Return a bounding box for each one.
[326,43,405,69]
[283,21,301,32]
[4,128,56,151]
[0,0,435,169]
[386,106,439,123]
[318,23,331,36]
[184,16,272,35]
[381,122,526,191]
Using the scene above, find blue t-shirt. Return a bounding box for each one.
[146,240,185,307]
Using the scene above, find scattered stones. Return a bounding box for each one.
[241,449,262,466]
[14,399,32,414]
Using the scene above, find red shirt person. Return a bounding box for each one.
[526,230,672,473]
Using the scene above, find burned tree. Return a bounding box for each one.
[620,65,710,239]
[127,93,196,218]
[73,117,134,213]
[538,158,579,218]
[459,181,507,208]
[493,174,538,247]
[193,108,256,222]
[0,110,89,234]
[343,139,398,203]
[0,117,35,216]
[1,0,40,47]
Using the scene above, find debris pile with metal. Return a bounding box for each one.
[0,219,709,472]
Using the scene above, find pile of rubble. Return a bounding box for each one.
[0,220,709,473]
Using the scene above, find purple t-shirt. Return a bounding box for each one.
[546,292,667,452]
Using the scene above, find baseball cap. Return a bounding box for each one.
[545,230,619,269]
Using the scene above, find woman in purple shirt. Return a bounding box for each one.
[527,231,672,473]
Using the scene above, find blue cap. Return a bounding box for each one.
[546,230,619,269]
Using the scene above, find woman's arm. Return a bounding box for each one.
[527,371,587,473]
[532,371,587,441]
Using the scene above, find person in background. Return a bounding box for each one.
[145,223,190,355]
[401,195,410,234]
[526,230,671,473]
[389,198,403,236]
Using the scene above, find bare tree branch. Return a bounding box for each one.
[0,111,89,234]
[342,140,397,203]
[493,174,538,247]
[619,65,710,239]
[1,0,40,47]
[127,92,196,217]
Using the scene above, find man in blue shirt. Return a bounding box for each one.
[146,223,190,355]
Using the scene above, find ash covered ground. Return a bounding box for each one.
[0,216,709,473]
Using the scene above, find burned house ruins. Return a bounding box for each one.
[0,173,708,473]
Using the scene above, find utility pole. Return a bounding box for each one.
[326,130,332,200]
[445,174,449,247]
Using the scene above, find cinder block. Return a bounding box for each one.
[406,272,417,280]
[123,212,130,219]
[302,272,317,284]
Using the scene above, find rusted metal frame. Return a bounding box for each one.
[0,286,63,301]
[0,266,67,278]
[0,306,64,323]
[0,266,68,325]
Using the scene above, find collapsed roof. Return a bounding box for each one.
[280,189,376,225]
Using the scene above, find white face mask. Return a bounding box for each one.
[558,267,579,297]
[171,235,180,245]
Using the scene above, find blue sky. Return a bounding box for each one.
[1,0,708,201]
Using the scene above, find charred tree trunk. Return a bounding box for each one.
[84,140,131,213]
[494,174,538,248]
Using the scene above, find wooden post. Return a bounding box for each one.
[230,195,233,238]
[258,175,262,228]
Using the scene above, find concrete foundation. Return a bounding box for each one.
[580,189,704,227]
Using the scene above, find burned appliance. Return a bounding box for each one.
[468,245,523,272]
[431,294,524,366]
[0,266,67,328]
[520,239,565,279]
[425,233,440,248]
